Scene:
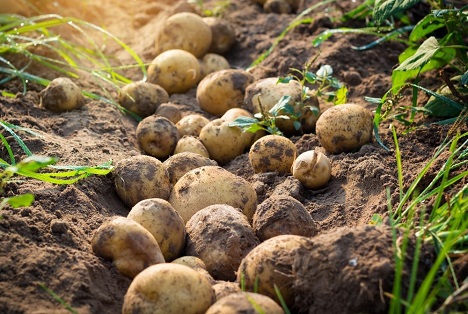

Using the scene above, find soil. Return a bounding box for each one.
[0,0,466,313]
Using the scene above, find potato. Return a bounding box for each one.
[253,195,316,241]
[206,292,284,314]
[40,77,83,113]
[316,104,373,154]
[147,49,201,95]
[155,102,182,124]
[172,256,216,285]
[169,166,257,222]
[202,17,236,54]
[114,155,171,207]
[186,204,260,281]
[292,150,331,189]
[155,12,212,58]
[212,281,242,301]
[264,0,292,14]
[136,115,180,159]
[249,135,297,173]
[200,53,230,79]
[117,81,169,118]
[91,216,165,278]
[221,108,256,148]
[176,114,210,137]
[237,235,309,309]
[173,135,210,157]
[163,151,217,185]
[122,263,215,314]
[127,198,185,261]
[197,69,254,115]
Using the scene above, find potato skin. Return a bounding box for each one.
[264,0,292,14]
[172,256,216,285]
[118,81,169,118]
[316,104,373,154]
[163,151,217,185]
[114,155,171,207]
[249,135,297,173]
[212,281,242,301]
[176,114,210,137]
[136,115,180,159]
[206,292,284,314]
[155,102,182,124]
[173,135,210,157]
[292,150,331,189]
[122,263,216,314]
[199,53,230,79]
[40,77,83,113]
[202,17,236,54]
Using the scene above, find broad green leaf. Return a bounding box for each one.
[424,86,466,117]
[228,116,259,128]
[334,86,348,104]
[277,76,293,84]
[395,37,440,71]
[270,95,291,116]
[5,194,34,208]
[304,72,317,83]
[373,0,421,25]
[409,14,445,42]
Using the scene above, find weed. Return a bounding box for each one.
[187,0,231,17]
[39,283,78,314]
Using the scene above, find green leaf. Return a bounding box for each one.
[409,14,445,42]
[424,86,466,117]
[228,116,259,128]
[270,95,292,116]
[334,86,348,105]
[277,76,293,84]
[5,194,34,208]
[293,120,302,130]
[16,155,58,172]
[461,71,468,85]
[373,0,421,25]
[370,214,384,226]
[304,72,317,83]
[395,37,440,71]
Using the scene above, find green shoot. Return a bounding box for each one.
[274,285,291,314]
[187,0,231,17]
[39,283,78,314]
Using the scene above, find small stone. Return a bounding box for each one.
[50,219,68,234]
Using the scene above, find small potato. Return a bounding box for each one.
[91,216,165,278]
[114,155,171,207]
[173,135,210,157]
[203,17,236,54]
[221,108,256,148]
[292,150,331,189]
[172,256,216,285]
[212,281,242,301]
[155,12,212,58]
[176,114,210,137]
[186,204,260,281]
[118,81,169,118]
[249,135,297,173]
[197,69,254,115]
[169,166,257,222]
[200,53,230,79]
[136,115,180,159]
[127,198,185,262]
[40,77,83,113]
[122,263,216,314]
[316,104,373,154]
[155,102,182,124]
[163,151,217,185]
[264,0,292,14]
[206,292,284,314]
[147,49,201,95]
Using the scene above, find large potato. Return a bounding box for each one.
[316,104,373,154]
[147,49,201,95]
[202,17,236,54]
[163,151,217,185]
[249,135,297,173]
[197,69,254,115]
[173,135,210,157]
[155,12,212,58]
[122,263,215,314]
[206,292,284,314]
[169,166,257,222]
[118,81,169,118]
[136,115,180,159]
[176,114,210,137]
[114,155,171,207]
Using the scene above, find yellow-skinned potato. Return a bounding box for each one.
[122,263,216,314]
[127,198,185,262]
[264,0,292,14]
[202,17,236,54]
[221,108,255,148]
[171,256,216,285]
[91,216,165,278]
[117,81,169,118]
[206,292,284,314]
[155,12,212,58]
[249,135,297,173]
[291,150,331,189]
[114,155,171,207]
[40,77,83,113]
[173,135,210,158]
[316,104,373,154]
[147,49,201,95]
[169,166,257,222]
[197,69,254,115]
[176,114,210,137]
[200,53,230,79]
[163,151,217,185]
[155,102,182,124]
[212,282,242,301]
[136,115,180,159]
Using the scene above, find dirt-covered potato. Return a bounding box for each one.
[114,155,171,207]
[127,198,185,262]
[202,17,236,54]
[212,281,242,301]
[122,263,215,314]
[40,77,83,113]
[200,53,230,78]
[237,235,309,309]
[264,0,292,14]
[186,204,260,281]
[316,104,373,154]
[171,255,216,285]
[155,102,182,124]
[155,12,212,58]
[169,166,257,222]
[163,151,217,185]
[173,135,210,157]
[176,114,210,137]
[136,115,180,159]
[221,108,256,148]
[249,135,297,173]
[197,69,254,115]
[292,150,331,189]
[117,81,169,118]
[91,216,165,278]
[147,49,201,95]
[206,292,284,314]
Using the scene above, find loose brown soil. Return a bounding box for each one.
[0,0,466,313]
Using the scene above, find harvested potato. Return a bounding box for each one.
[316,104,373,154]
[155,12,212,58]
[253,195,316,241]
[127,198,185,261]
[122,263,215,314]
[40,77,83,113]
[169,166,257,222]
[114,155,171,207]
[200,53,230,78]
[136,115,180,159]
[221,108,257,148]
[212,281,242,301]
[237,235,309,309]
[173,135,210,157]
[163,151,217,185]
[172,255,216,285]
[91,216,165,278]
[197,69,254,115]
[186,204,260,281]
[147,49,201,95]
[155,102,182,124]
[117,81,169,118]
[264,0,292,14]
[292,150,331,189]
[249,135,297,173]
[176,114,210,137]
[206,292,284,314]
[202,17,236,54]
